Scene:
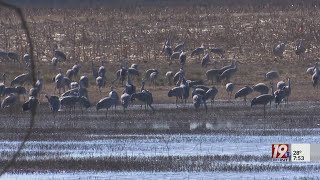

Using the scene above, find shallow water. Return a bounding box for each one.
[3,171,320,179]
[1,134,320,160]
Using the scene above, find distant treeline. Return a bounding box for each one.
[3,0,320,8]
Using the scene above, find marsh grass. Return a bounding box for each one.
[2,155,320,172]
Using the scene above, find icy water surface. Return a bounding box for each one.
[1,133,320,159]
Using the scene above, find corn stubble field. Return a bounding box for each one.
[1,2,320,179]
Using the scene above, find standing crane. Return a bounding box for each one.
[273,42,285,59]
[251,85,275,118]
[235,86,253,103]
[45,94,60,117]
[191,44,205,61]
[226,83,234,101]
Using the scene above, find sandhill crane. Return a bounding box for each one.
[53,69,65,94]
[277,81,286,90]
[206,61,236,84]
[145,69,158,81]
[265,71,279,82]
[45,94,60,117]
[273,42,285,59]
[7,52,19,64]
[168,86,184,106]
[307,63,318,76]
[114,67,127,85]
[201,52,210,68]
[226,83,234,101]
[204,86,218,107]
[140,81,153,107]
[174,42,185,52]
[15,86,27,101]
[0,73,6,97]
[173,68,185,84]
[23,53,30,67]
[140,80,150,94]
[96,76,105,93]
[131,64,138,70]
[11,73,30,87]
[66,69,75,80]
[124,72,136,95]
[72,62,81,77]
[192,87,206,97]
[1,86,16,97]
[91,61,98,79]
[121,91,130,112]
[219,61,238,82]
[206,69,221,84]
[63,77,71,90]
[162,38,171,52]
[29,88,37,97]
[128,68,139,80]
[192,85,210,92]
[252,83,269,94]
[98,61,106,78]
[109,86,119,110]
[251,85,274,118]
[307,67,314,76]
[283,78,291,105]
[180,76,190,104]
[52,57,58,67]
[164,45,173,63]
[54,49,66,61]
[78,96,91,114]
[179,51,187,66]
[1,93,17,114]
[150,71,159,87]
[62,85,88,99]
[312,65,319,88]
[295,39,306,60]
[274,87,286,109]
[59,95,79,113]
[127,67,140,79]
[187,80,204,87]
[210,47,225,58]
[79,76,89,88]
[220,60,236,72]
[96,96,116,118]
[170,51,180,61]
[191,44,205,61]
[312,72,319,88]
[235,86,253,103]
[166,71,173,85]
[131,92,155,112]
[192,94,207,113]
[0,51,8,61]
[22,96,38,112]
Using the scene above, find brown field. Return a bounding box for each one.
[0,5,320,104]
[1,3,320,176]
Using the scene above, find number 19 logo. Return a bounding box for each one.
[272,144,290,161]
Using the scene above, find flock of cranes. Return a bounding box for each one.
[0,37,314,119]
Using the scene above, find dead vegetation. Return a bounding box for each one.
[0,5,320,103]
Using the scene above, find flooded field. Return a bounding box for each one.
[1,101,320,179]
[3,171,320,180]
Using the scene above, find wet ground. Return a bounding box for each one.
[1,100,320,179]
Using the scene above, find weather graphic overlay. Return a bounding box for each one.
[272,144,320,162]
